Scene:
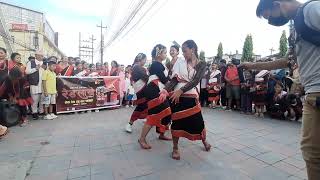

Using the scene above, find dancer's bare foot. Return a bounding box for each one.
[138,139,152,149]
[159,134,172,141]
[203,141,212,152]
[172,148,180,160]
[0,126,8,139]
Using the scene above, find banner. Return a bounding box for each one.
[56,76,121,114]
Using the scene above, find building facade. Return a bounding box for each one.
[0,2,63,63]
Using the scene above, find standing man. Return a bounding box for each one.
[26,51,44,120]
[243,1,320,179]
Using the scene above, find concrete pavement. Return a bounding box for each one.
[0,108,307,180]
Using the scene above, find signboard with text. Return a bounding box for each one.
[56,76,121,114]
[11,24,28,31]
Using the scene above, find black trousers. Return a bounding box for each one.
[200,89,209,106]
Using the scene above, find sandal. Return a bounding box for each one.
[138,139,152,149]
[172,149,180,160]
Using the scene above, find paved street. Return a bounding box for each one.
[0,108,306,180]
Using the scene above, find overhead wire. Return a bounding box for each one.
[119,0,160,41]
[103,0,149,49]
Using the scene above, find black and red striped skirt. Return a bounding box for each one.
[171,96,206,141]
[130,87,148,122]
[144,82,171,133]
[207,83,220,102]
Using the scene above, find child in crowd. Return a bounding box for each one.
[207,63,221,108]
[253,70,269,118]
[126,83,135,108]
[42,61,58,120]
[240,70,255,115]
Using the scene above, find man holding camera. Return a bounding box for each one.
[242,0,320,179]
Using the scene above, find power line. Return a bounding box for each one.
[103,0,149,49]
[79,32,96,64]
[127,0,169,38]
[119,0,160,41]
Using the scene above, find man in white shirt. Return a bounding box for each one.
[26,51,44,120]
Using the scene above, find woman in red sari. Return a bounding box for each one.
[0,47,9,137]
[1,52,33,126]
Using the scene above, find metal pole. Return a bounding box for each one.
[97,21,107,64]
[79,32,81,58]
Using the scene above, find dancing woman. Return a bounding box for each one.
[161,40,211,160]
[138,44,172,149]
[125,53,149,133]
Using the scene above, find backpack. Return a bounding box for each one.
[26,60,39,85]
[294,0,320,46]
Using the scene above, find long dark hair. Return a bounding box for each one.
[111,60,119,68]
[182,40,199,59]
[133,53,146,65]
[151,44,166,60]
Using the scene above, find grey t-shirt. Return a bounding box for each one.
[295,1,320,94]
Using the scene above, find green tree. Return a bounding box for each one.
[279,30,288,57]
[241,34,254,62]
[199,50,206,61]
[217,42,223,59]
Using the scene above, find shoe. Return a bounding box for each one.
[125,123,132,133]
[20,120,28,127]
[44,114,54,120]
[130,105,134,108]
[50,113,58,119]
[126,105,129,108]
[32,113,39,120]
[225,108,232,112]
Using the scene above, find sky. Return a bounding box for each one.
[5,0,308,65]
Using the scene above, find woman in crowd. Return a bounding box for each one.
[0,67,33,126]
[138,44,172,149]
[8,53,24,72]
[110,60,120,76]
[60,56,74,76]
[0,47,9,137]
[125,53,149,133]
[160,40,211,160]
[207,63,221,109]
[167,44,180,77]
[102,62,109,76]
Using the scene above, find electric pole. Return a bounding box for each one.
[79,32,96,63]
[97,21,107,64]
[89,35,96,64]
[270,47,275,55]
